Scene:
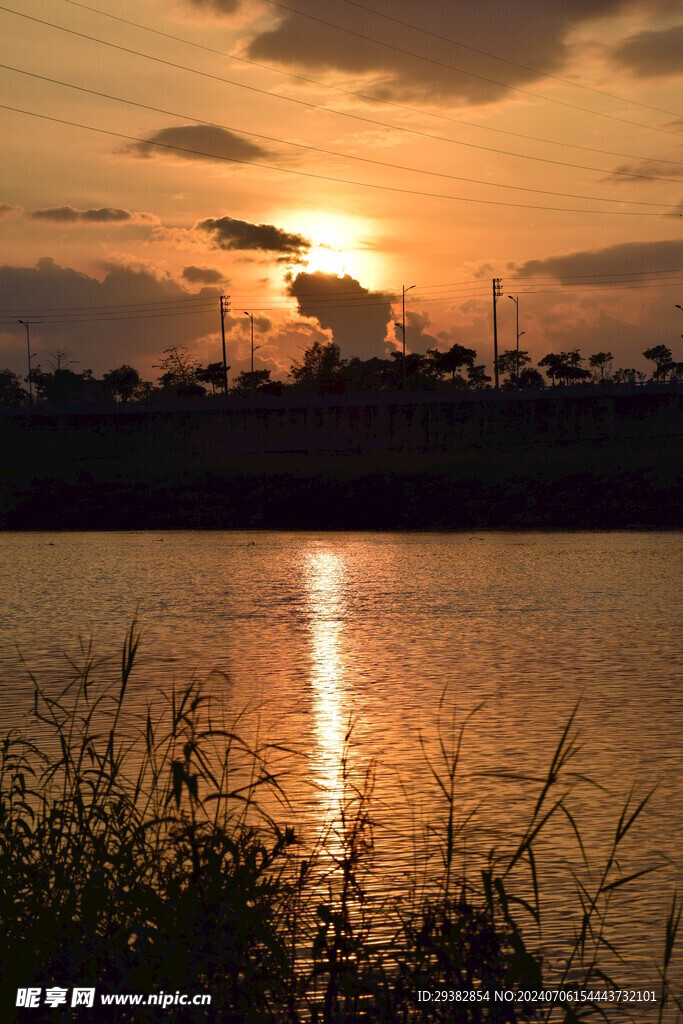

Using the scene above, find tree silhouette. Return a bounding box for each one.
[27,366,104,405]
[643,345,673,382]
[516,367,545,389]
[232,369,273,393]
[343,356,394,391]
[497,348,531,386]
[589,352,613,383]
[539,350,590,385]
[467,364,491,389]
[538,353,564,385]
[103,364,141,404]
[196,362,228,395]
[154,346,205,396]
[0,369,27,407]
[290,340,345,393]
[613,367,646,385]
[426,344,476,384]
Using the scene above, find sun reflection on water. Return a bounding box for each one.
[304,549,349,817]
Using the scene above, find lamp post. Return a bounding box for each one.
[507,295,526,385]
[17,319,33,403]
[244,311,260,374]
[396,284,415,386]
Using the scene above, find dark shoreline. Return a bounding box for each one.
[2,389,680,530]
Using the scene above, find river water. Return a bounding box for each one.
[1,530,681,997]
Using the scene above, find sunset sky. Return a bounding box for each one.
[0,0,681,383]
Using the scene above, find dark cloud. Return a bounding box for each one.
[31,206,133,223]
[182,265,227,284]
[127,124,270,164]
[0,203,13,216]
[513,239,683,282]
[601,160,683,184]
[0,258,221,377]
[392,309,442,355]
[246,0,634,105]
[612,25,683,78]
[82,208,133,223]
[287,271,393,359]
[198,216,310,257]
[185,0,241,13]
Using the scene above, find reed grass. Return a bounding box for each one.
[0,624,679,1022]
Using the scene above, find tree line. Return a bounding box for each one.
[0,341,680,407]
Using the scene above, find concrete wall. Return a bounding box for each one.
[1,388,680,466]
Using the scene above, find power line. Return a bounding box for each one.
[260,0,683,135]
[2,265,682,318]
[335,0,682,119]
[1,7,681,185]
[0,306,221,325]
[1,102,675,217]
[3,65,675,209]
[511,267,683,283]
[0,297,221,312]
[3,276,683,327]
[512,280,683,296]
[55,0,683,167]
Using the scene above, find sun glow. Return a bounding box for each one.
[304,244,349,278]
[281,210,381,287]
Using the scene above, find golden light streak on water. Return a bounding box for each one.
[304,549,349,829]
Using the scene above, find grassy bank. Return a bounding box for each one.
[1,436,681,529]
[0,624,680,1021]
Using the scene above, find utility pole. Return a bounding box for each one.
[220,294,231,394]
[17,319,33,403]
[492,278,502,390]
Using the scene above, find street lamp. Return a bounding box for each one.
[244,311,260,374]
[396,284,415,386]
[507,295,526,384]
[17,319,33,403]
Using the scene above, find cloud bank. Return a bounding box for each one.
[612,25,683,78]
[243,0,636,105]
[127,124,270,164]
[287,271,393,359]
[513,238,683,282]
[31,207,134,223]
[198,216,310,257]
[182,265,227,284]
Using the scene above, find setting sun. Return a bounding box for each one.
[304,244,348,279]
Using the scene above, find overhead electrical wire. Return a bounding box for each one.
[3,277,683,328]
[3,267,683,316]
[2,102,677,217]
[335,0,682,119]
[1,7,681,186]
[55,0,683,167]
[261,0,683,135]
[0,297,221,313]
[2,65,676,210]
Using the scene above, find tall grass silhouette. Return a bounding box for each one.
[0,623,679,1021]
